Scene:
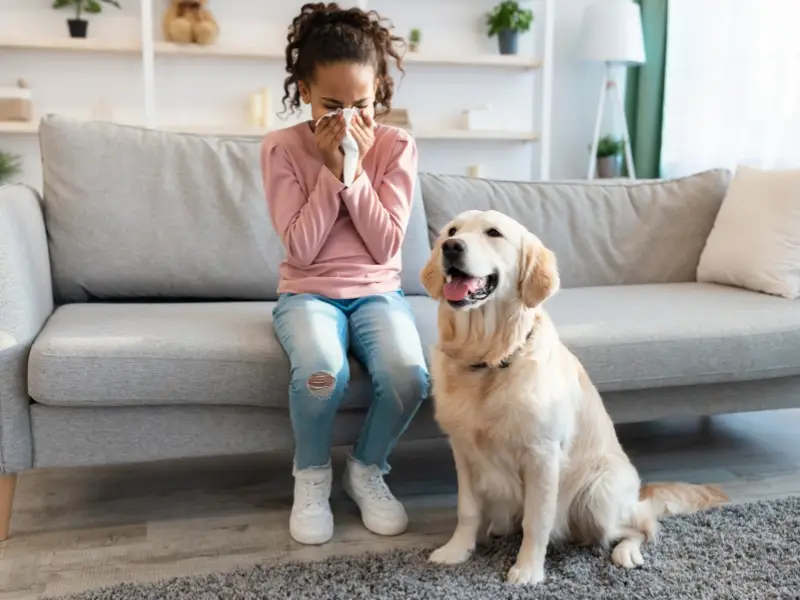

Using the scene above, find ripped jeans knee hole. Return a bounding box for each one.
[306,371,336,400]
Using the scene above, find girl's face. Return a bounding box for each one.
[299,62,378,123]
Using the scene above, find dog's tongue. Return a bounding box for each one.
[443,276,486,302]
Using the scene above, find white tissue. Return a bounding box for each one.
[316,107,361,187]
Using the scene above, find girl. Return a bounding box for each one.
[261,2,429,545]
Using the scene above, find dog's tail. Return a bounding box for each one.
[609,482,726,567]
[639,482,728,518]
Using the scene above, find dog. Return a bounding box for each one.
[420,209,727,586]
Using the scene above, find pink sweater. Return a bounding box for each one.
[261,121,418,299]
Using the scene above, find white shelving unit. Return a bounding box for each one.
[0,37,543,69]
[1,0,555,179]
[0,119,540,142]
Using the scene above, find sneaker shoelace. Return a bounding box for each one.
[359,470,396,503]
[297,478,329,510]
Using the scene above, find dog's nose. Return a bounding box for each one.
[442,238,466,261]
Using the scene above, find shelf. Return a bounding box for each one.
[0,121,538,142]
[162,124,273,137]
[166,125,540,141]
[0,37,140,54]
[155,42,541,69]
[153,41,280,60]
[404,52,541,69]
[0,122,39,134]
[0,38,541,69]
[415,129,540,141]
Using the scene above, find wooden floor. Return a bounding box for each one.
[3,409,800,599]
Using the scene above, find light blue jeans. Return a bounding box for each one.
[272,291,429,472]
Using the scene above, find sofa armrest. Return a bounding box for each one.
[0,184,53,473]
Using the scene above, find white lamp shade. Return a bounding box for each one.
[578,0,646,65]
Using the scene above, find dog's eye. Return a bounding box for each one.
[447,227,457,237]
[485,228,503,238]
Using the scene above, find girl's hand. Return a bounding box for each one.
[315,112,345,179]
[350,110,375,177]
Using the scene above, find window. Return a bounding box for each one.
[660,0,800,177]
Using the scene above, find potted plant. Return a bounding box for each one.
[52,0,121,39]
[409,28,421,52]
[595,135,625,178]
[0,151,22,185]
[487,1,534,55]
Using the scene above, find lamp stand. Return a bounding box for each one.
[587,62,636,179]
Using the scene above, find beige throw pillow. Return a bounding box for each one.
[697,165,800,299]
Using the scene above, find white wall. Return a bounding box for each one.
[1,0,618,188]
[550,0,626,179]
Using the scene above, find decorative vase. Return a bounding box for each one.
[498,29,518,55]
[597,155,622,179]
[409,42,419,52]
[68,19,88,38]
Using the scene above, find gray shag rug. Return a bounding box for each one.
[58,497,800,600]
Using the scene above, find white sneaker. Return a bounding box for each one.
[290,465,334,545]
[343,458,408,536]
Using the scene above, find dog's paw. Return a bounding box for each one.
[429,543,473,565]
[507,561,545,585]
[611,541,645,569]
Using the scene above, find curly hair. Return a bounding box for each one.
[281,2,405,116]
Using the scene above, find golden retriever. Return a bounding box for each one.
[420,209,727,586]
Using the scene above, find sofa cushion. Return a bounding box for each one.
[39,115,430,302]
[419,170,731,288]
[697,165,800,299]
[27,302,378,409]
[29,283,800,408]
[407,283,800,392]
[547,282,800,390]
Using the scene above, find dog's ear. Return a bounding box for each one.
[420,245,444,300]
[518,238,560,308]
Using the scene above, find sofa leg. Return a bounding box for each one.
[0,474,16,542]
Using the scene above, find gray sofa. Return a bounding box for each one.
[2,115,800,539]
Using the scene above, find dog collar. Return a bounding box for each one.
[469,318,539,371]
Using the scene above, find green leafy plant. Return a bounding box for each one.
[487,1,534,37]
[596,135,625,158]
[0,151,22,185]
[52,0,121,20]
[409,28,421,44]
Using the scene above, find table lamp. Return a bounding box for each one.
[578,0,646,179]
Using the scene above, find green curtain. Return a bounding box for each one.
[624,0,669,178]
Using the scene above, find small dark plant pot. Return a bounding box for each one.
[68,19,88,38]
[498,29,519,55]
[597,155,622,179]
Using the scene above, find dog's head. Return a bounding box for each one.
[421,210,560,311]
